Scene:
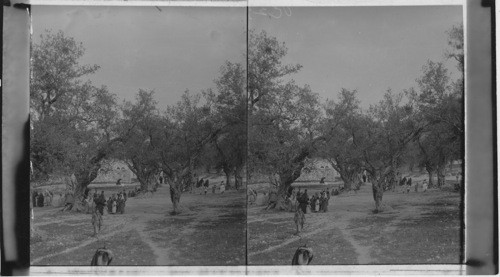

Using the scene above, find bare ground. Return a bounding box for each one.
[31,181,246,266]
[247,182,462,265]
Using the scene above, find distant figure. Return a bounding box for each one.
[362,170,367,183]
[107,197,113,213]
[296,189,302,199]
[159,176,163,184]
[91,207,102,237]
[204,179,210,190]
[220,181,226,194]
[37,193,44,207]
[292,245,314,265]
[84,195,93,214]
[198,178,204,188]
[212,184,216,194]
[314,193,320,212]
[84,187,90,198]
[117,194,126,214]
[422,180,428,192]
[320,191,328,212]
[91,247,113,266]
[298,189,309,214]
[95,191,106,215]
[204,186,208,195]
[62,192,74,211]
[111,199,117,214]
[294,208,305,234]
[32,191,38,208]
[116,179,122,186]
[319,177,325,185]
[265,190,278,210]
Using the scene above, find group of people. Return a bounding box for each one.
[83,188,127,215]
[32,190,53,208]
[295,188,331,214]
[106,191,127,214]
[212,181,226,194]
[196,178,227,195]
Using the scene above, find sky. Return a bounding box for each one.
[32,6,247,108]
[250,5,463,108]
[32,5,462,109]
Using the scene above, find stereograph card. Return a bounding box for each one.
[1,0,496,275]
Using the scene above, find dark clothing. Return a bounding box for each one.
[107,198,113,213]
[117,199,125,214]
[298,192,309,213]
[94,195,106,215]
[37,194,44,207]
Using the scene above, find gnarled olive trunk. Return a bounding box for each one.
[372,179,384,213]
[224,167,232,189]
[427,168,435,188]
[64,163,100,212]
[340,173,358,191]
[234,165,243,190]
[137,174,157,192]
[275,149,309,211]
[436,164,446,188]
[169,184,181,214]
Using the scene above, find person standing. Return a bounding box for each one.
[314,193,320,212]
[111,195,117,214]
[38,192,44,207]
[422,180,428,192]
[107,197,113,213]
[220,181,226,194]
[298,189,308,214]
[32,191,38,208]
[95,191,106,215]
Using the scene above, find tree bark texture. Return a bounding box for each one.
[372,179,384,213]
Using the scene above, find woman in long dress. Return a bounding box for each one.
[314,193,320,212]
[111,197,117,214]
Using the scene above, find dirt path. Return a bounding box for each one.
[334,213,373,264]
[247,183,462,265]
[32,182,246,266]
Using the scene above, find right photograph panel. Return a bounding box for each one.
[247,5,464,265]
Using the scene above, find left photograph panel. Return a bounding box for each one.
[30,5,247,266]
